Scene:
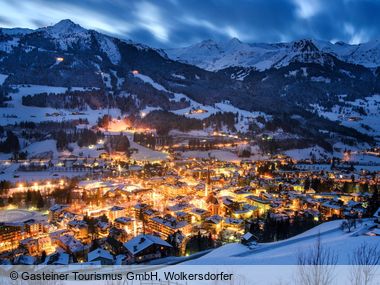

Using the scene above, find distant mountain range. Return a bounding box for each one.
[165,37,380,71]
[0,20,379,150]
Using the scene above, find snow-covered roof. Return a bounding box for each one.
[124,234,172,255]
[241,232,254,241]
[88,248,113,262]
[43,252,70,265]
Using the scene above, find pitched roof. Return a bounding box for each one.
[123,234,172,255]
[88,248,113,262]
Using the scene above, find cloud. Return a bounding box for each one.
[293,0,321,19]
[0,0,378,47]
[134,1,170,42]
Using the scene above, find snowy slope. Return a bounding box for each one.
[0,84,121,126]
[186,220,379,265]
[310,94,380,136]
[285,146,331,161]
[133,73,270,132]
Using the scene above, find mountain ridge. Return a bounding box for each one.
[165,37,380,71]
[0,20,379,150]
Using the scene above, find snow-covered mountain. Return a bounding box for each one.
[0,20,379,148]
[165,38,380,71]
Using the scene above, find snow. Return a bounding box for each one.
[0,73,8,85]
[310,94,380,136]
[124,234,171,255]
[140,106,162,117]
[23,139,59,159]
[0,84,120,126]
[284,146,331,160]
[88,248,113,262]
[311,76,331,83]
[0,37,20,53]
[0,209,46,223]
[171,73,186,80]
[166,39,332,71]
[181,149,268,162]
[130,142,168,162]
[132,73,269,131]
[0,167,90,183]
[167,38,380,71]
[134,73,168,92]
[126,132,168,162]
[0,28,33,36]
[100,72,112,89]
[98,36,120,65]
[186,219,379,265]
[69,142,106,158]
[37,19,90,51]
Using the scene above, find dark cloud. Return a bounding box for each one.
[0,0,379,47]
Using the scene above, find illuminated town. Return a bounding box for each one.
[0,7,379,270]
[0,116,379,265]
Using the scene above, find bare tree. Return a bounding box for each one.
[296,233,338,285]
[349,242,380,285]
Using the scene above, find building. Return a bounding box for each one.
[87,248,114,265]
[123,234,172,263]
[49,204,69,222]
[108,206,126,221]
[24,219,44,236]
[0,223,22,251]
[148,215,191,238]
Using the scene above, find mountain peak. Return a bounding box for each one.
[291,39,319,52]
[228,37,242,44]
[39,19,86,36]
[55,19,77,26]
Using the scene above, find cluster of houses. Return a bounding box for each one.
[0,153,378,265]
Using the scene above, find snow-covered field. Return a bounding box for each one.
[0,209,46,222]
[285,146,330,161]
[0,167,90,183]
[182,149,268,162]
[1,84,121,126]
[23,139,59,159]
[186,219,379,265]
[126,132,168,162]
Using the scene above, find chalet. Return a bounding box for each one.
[87,248,114,265]
[49,204,68,222]
[68,220,88,239]
[42,252,70,265]
[321,201,344,218]
[56,234,87,259]
[123,234,172,263]
[241,232,256,245]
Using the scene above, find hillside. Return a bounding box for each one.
[0,20,379,153]
[185,219,379,265]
